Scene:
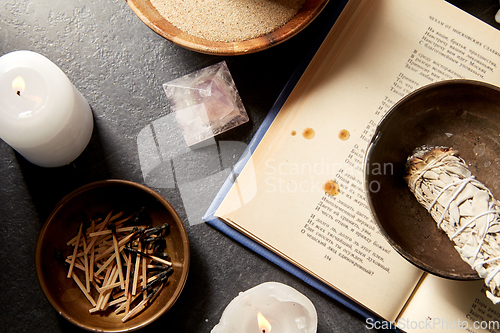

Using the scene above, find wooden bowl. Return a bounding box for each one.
[35,180,190,332]
[365,80,500,280]
[126,0,330,55]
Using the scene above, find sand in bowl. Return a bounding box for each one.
[150,0,307,42]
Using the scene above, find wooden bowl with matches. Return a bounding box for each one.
[126,0,330,55]
[35,180,190,332]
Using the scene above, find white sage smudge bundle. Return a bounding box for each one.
[405,145,500,303]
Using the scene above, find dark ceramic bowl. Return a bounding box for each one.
[365,80,500,280]
[35,180,190,332]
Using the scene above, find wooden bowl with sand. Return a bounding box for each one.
[126,0,330,55]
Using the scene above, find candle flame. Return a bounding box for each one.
[12,76,25,95]
[257,312,272,333]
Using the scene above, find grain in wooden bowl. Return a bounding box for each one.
[126,0,330,55]
[35,180,190,332]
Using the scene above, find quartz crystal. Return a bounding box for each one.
[163,61,249,147]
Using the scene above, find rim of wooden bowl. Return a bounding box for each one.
[126,0,330,55]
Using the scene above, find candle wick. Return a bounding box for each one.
[16,90,21,96]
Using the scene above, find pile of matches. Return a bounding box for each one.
[63,208,173,322]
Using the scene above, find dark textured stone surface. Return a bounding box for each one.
[0,0,499,332]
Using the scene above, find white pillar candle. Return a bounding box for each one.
[0,50,93,167]
[211,282,318,333]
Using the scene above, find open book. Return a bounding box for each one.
[204,0,500,331]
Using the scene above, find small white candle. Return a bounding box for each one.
[211,282,318,333]
[0,50,93,167]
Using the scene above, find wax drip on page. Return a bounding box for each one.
[405,146,500,303]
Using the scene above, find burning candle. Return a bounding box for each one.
[257,312,272,332]
[211,282,317,333]
[0,50,93,167]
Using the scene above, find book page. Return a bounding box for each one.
[397,275,500,333]
[215,0,500,321]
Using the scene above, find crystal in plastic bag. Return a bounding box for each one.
[163,61,249,147]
